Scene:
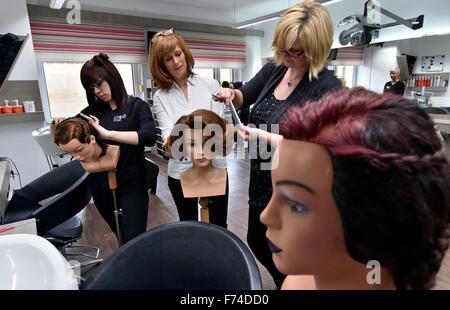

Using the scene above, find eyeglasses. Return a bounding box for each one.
[280,48,305,58]
[90,78,104,90]
[151,28,175,44]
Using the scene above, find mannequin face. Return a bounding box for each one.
[59,136,98,163]
[260,139,348,276]
[185,129,213,167]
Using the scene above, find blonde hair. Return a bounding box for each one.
[271,0,333,81]
[148,31,195,90]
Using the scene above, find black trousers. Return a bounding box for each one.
[91,188,148,244]
[168,176,229,228]
[247,204,286,288]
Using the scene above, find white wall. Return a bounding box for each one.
[242,35,262,82]
[0,0,46,188]
[356,43,399,93]
[0,0,38,80]
[356,35,450,106]
[0,121,50,189]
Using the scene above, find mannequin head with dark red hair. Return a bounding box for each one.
[261,87,450,290]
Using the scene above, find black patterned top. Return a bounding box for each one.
[240,62,341,209]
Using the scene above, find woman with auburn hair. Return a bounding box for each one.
[213,0,341,286]
[149,29,229,228]
[261,87,450,289]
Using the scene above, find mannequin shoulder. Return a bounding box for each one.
[281,275,316,290]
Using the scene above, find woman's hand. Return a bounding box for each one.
[212,88,235,107]
[80,113,111,140]
[162,137,172,158]
[236,124,259,141]
[50,117,65,134]
[236,124,283,147]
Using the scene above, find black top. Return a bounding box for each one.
[80,97,156,193]
[383,81,405,95]
[241,62,341,209]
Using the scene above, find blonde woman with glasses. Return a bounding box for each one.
[213,0,342,287]
[148,29,229,228]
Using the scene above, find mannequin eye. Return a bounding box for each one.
[287,199,308,214]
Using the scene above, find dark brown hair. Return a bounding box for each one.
[80,53,128,107]
[54,117,108,158]
[282,87,450,289]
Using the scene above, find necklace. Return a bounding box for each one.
[287,75,301,87]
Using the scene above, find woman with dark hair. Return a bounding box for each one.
[261,88,450,289]
[149,29,229,228]
[53,53,157,244]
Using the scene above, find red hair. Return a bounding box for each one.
[281,87,450,290]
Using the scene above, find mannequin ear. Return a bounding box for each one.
[89,134,96,144]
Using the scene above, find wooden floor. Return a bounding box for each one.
[76,150,450,290]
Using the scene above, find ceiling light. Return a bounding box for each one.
[49,0,65,9]
[234,0,343,29]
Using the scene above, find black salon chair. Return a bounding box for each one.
[423,107,449,115]
[82,221,262,290]
[2,160,100,262]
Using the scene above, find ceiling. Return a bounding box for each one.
[26,0,450,39]
[26,0,331,27]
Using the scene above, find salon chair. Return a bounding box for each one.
[82,221,262,290]
[32,125,66,170]
[145,157,159,194]
[1,160,101,265]
[423,107,449,115]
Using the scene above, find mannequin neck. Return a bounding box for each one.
[81,144,120,173]
[187,161,215,177]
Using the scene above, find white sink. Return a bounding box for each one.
[0,234,78,290]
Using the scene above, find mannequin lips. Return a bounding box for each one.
[267,239,282,253]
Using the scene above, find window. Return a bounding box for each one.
[42,62,134,118]
[328,65,356,88]
[220,69,232,85]
[193,68,214,80]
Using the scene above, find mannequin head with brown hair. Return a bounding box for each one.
[261,87,450,290]
[167,109,232,167]
[54,117,119,173]
[167,109,232,197]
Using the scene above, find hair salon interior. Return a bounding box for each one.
[1,0,450,293]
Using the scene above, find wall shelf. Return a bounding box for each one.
[406,72,449,89]
[406,87,448,92]
[0,111,44,124]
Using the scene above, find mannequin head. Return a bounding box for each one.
[167,109,232,166]
[54,117,107,163]
[262,87,450,289]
